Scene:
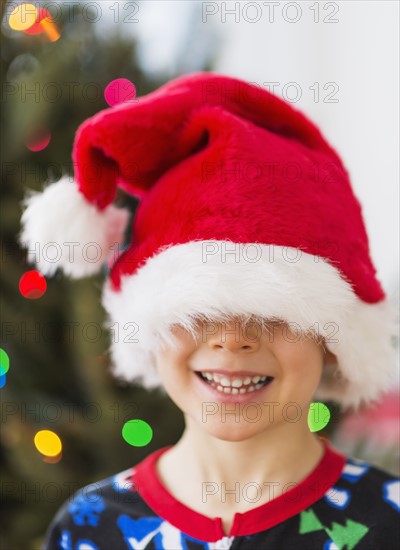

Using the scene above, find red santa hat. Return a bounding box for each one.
[18,72,397,411]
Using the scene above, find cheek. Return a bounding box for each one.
[154,346,193,395]
[274,338,323,384]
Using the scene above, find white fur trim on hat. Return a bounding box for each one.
[18,176,130,278]
[101,241,398,412]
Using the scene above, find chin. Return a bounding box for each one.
[204,420,264,442]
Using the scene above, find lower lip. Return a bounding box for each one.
[193,372,274,403]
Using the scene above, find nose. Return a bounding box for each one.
[207,320,261,353]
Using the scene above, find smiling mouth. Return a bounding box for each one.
[194,371,274,394]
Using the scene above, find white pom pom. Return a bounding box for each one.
[18,176,130,278]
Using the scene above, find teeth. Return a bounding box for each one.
[198,371,272,394]
[219,376,266,388]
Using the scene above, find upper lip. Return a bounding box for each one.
[194,369,273,378]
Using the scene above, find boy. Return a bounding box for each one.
[19,73,399,549]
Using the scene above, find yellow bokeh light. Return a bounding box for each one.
[34,430,62,457]
[9,3,38,31]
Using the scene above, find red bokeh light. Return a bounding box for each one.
[19,270,47,299]
[23,7,52,35]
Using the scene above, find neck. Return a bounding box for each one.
[170,417,325,490]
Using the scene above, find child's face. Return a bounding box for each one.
[154,317,328,442]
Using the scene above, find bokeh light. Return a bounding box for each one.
[122,419,153,447]
[19,270,47,299]
[43,452,62,464]
[0,347,9,388]
[308,402,331,432]
[8,4,60,42]
[9,3,38,31]
[38,17,61,42]
[104,79,137,106]
[34,430,62,457]
[0,348,10,375]
[23,7,52,35]
[26,128,51,152]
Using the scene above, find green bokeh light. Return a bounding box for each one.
[308,402,330,432]
[0,348,10,375]
[122,419,153,447]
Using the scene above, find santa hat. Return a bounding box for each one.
[18,72,397,411]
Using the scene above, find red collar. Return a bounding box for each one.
[129,438,346,541]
